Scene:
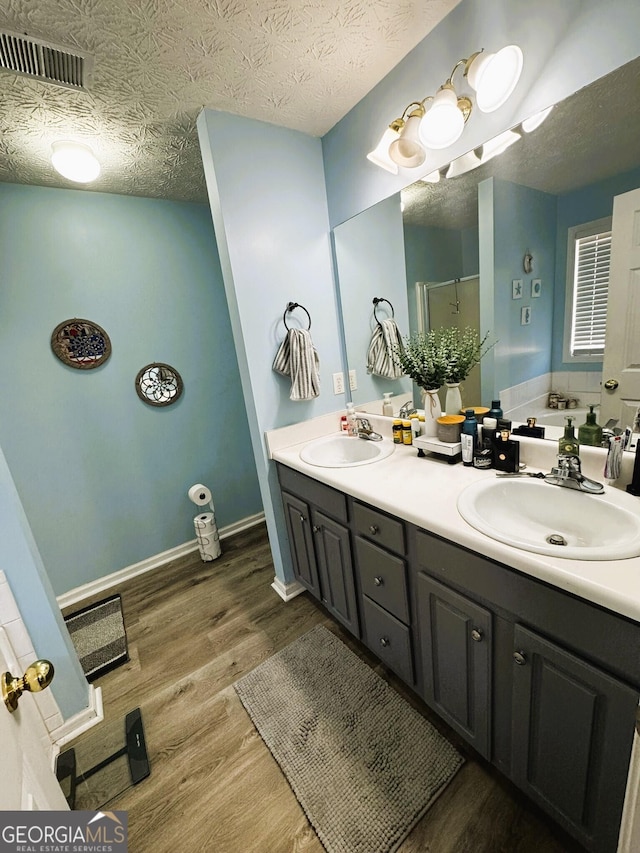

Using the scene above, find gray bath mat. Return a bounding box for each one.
[64,594,128,681]
[234,625,463,853]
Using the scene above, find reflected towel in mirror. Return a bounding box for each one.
[367,318,405,379]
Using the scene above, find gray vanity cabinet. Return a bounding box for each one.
[280,490,322,599]
[352,502,414,687]
[416,572,492,759]
[277,465,359,637]
[511,624,638,853]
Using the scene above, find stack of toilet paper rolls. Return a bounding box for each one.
[188,483,221,562]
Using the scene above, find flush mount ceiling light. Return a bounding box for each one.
[51,141,101,183]
[367,45,523,172]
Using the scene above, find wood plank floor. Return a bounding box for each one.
[65,523,585,853]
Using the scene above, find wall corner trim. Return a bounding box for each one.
[49,684,104,750]
[56,512,265,610]
[271,576,305,602]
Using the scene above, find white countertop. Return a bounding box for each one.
[268,416,640,624]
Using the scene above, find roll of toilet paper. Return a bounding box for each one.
[194,512,221,562]
[188,483,212,506]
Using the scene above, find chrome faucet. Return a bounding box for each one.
[356,416,383,441]
[544,453,604,494]
[398,401,417,419]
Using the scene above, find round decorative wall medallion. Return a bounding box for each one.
[51,319,111,369]
[135,363,183,407]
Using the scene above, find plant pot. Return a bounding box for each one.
[445,382,462,416]
[420,388,442,437]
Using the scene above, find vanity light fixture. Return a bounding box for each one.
[51,140,101,183]
[445,149,482,179]
[478,128,521,164]
[521,105,553,133]
[367,45,523,172]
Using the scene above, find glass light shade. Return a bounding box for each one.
[446,149,482,179]
[521,105,553,133]
[51,141,101,183]
[479,129,521,164]
[418,88,465,150]
[388,114,426,168]
[366,126,400,173]
[419,169,441,184]
[467,45,523,113]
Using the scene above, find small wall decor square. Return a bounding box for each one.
[531,279,542,298]
[521,306,532,325]
[512,279,523,299]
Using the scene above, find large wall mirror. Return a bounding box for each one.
[333,55,640,437]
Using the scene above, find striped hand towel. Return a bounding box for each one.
[367,318,405,379]
[272,328,320,401]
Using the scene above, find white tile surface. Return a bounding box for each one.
[4,619,35,659]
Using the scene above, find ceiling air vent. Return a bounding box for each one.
[0,29,93,90]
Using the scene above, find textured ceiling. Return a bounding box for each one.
[0,0,461,203]
[402,56,640,230]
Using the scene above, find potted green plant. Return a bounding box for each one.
[439,326,492,414]
[393,327,493,422]
[392,330,449,435]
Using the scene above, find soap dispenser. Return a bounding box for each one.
[382,392,394,417]
[559,416,580,456]
[578,405,603,447]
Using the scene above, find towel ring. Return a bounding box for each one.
[283,301,311,330]
[373,297,394,327]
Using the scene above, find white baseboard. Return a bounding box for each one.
[49,684,104,750]
[271,575,306,602]
[57,512,265,610]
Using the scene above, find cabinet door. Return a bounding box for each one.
[281,491,321,599]
[511,624,638,853]
[312,510,359,637]
[417,572,492,759]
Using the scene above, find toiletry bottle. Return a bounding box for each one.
[346,403,358,437]
[402,419,413,445]
[392,419,403,444]
[410,414,421,440]
[461,409,478,467]
[382,392,394,417]
[578,405,603,447]
[340,415,348,433]
[558,416,580,456]
[494,430,520,473]
[487,399,503,421]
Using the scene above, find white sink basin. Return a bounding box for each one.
[457,477,640,560]
[299,434,395,468]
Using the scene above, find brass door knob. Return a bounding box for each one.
[2,660,54,713]
[604,379,619,391]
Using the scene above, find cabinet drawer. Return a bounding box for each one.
[353,501,405,553]
[277,464,347,523]
[362,596,413,685]
[356,537,409,623]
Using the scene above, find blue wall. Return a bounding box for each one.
[552,165,640,371]
[0,183,262,596]
[0,444,88,718]
[197,111,344,586]
[482,178,557,396]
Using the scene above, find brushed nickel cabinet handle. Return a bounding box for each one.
[471,628,483,642]
[380,637,390,648]
[513,651,527,666]
[373,576,384,586]
[369,525,379,535]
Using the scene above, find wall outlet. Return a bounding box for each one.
[349,369,357,391]
[332,372,345,394]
